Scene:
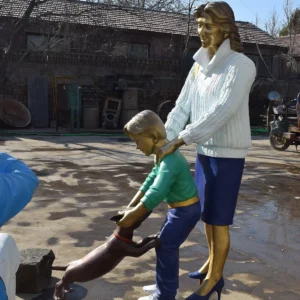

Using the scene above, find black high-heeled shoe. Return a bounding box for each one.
[188,271,208,285]
[188,271,207,280]
[186,276,224,300]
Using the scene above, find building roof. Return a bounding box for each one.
[279,35,300,56]
[0,0,284,48]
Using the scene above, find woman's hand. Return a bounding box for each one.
[158,137,185,163]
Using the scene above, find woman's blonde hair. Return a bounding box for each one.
[195,1,243,53]
[124,110,166,139]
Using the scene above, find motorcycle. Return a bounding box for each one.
[267,91,300,151]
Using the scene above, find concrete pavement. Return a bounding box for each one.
[0,135,299,300]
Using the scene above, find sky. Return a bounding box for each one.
[215,0,300,28]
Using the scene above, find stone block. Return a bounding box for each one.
[16,248,55,294]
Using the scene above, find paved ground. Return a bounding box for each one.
[0,135,299,300]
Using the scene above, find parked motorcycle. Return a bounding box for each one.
[267,91,300,151]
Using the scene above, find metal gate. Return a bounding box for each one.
[28,75,49,128]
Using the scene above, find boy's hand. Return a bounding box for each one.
[116,209,137,228]
[118,207,132,215]
[117,202,148,228]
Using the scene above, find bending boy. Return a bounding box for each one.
[117,110,201,300]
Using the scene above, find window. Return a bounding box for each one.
[112,43,149,58]
[26,34,67,52]
[128,44,149,59]
[112,43,129,57]
[246,54,272,77]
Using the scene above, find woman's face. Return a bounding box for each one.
[197,12,225,51]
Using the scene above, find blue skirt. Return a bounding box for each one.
[195,154,245,225]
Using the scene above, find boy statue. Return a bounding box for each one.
[117,110,201,300]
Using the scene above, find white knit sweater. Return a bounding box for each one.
[165,39,256,158]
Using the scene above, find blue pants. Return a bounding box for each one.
[155,202,201,300]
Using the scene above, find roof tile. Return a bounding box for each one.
[0,0,284,47]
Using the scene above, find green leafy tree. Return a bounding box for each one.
[279,8,300,36]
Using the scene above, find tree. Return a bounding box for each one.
[264,7,281,37]
[0,0,47,90]
[182,0,202,56]
[0,0,201,92]
[280,0,298,73]
[262,0,299,75]
[255,13,260,28]
[279,8,300,36]
[0,0,98,91]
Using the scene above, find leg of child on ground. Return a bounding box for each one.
[155,202,201,299]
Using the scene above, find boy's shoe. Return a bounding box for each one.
[143,284,157,294]
[139,289,178,300]
[138,296,177,300]
[138,295,159,300]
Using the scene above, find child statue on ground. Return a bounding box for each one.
[117,110,201,300]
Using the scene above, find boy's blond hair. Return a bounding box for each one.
[124,110,166,139]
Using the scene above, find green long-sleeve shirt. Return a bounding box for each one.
[140,150,198,211]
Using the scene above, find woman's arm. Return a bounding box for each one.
[179,57,256,146]
[164,63,196,141]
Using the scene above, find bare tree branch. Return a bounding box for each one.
[264,7,281,37]
[0,0,198,93]
[283,0,297,72]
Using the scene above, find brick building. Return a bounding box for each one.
[0,0,287,129]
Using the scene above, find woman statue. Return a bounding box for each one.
[159,1,256,299]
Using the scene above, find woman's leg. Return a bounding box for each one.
[194,155,212,276]
[198,223,212,274]
[196,225,229,295]
[192,155,244,295]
